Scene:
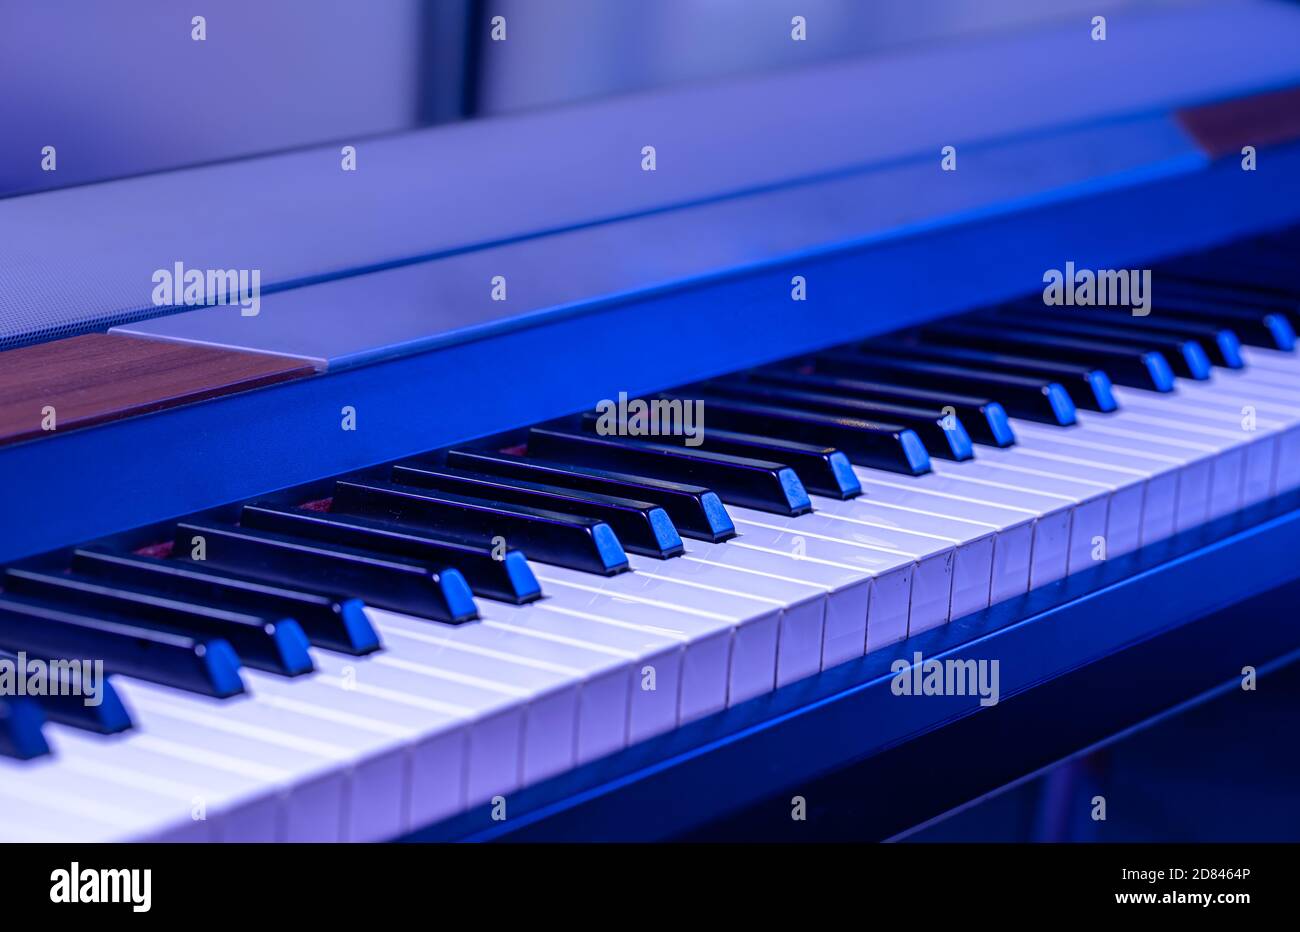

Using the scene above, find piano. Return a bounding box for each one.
[3,0,1300,843]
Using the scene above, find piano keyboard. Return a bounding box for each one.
[3,224,1299,842]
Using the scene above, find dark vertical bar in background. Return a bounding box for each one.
[417,0,484,125]
[461,0,485,118]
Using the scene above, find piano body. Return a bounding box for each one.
[2,0,1300,842]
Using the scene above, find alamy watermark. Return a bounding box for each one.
[593,392,705,447]
[1042,261,1151,316]
[0,652,105,707]
[152,260,261,316]
[50,862,151,912]
[890,651,1000,707]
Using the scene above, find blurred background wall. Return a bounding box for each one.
[0,0,422,196]
[1,0,1154,197]
[473,0,1143,113]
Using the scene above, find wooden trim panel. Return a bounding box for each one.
[0,333,314,446]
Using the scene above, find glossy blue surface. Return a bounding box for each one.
[986,403,1016,447]
[441,568,479,622]
[1087,370,1118,413]
[1266,313,1297,351]
[94,680,136,735]
[201,640,246,700]
[5,141,1300,563]
[1183,341,1212,380]
[941,418,974,461]
[1218,330,1245,369]
[591,524,630,574]
[777,468,812,513]
[109,111,1204,369]
[827,452,862,498]
[700,492,737,538]
[1143,351,1177,392]
[271,620,315,677]
[0,698,49,760]
[339,599,384,655]
[1047,383,1078,426]
[899,430,932,474]
[647,508,684,554]
[503,552,543,602]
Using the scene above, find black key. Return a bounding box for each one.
[815,350,1080,424]
[1261,226,1300,249]
[0,648,133,734]
[918,322,1175,391]
[1206,254,1300,289]
[526,427,812,516]
[72,547,381,655]
[1208,242,1298,275]
[1158,267,1300,305]
[660,392,934,471]
[849,341,1114,414]
[577,414,861,499]
[443,449,737,542]
[241,504,542,603]
[3,569,314,677]
[1250,228,1300,250]
[175,521,479,623]
[744,368,1016,447]
[1002,300,1244,368]
[1143,297,1296,351]
[1157,272,1298,309]
[0,697,48,760]
[1155,280,1300,328]
[691,382,971,462]
[0,597,244,698]
[981,310,1213,379]
[1164,258,1294,295]
[391,465,684,559]
[331,480,629,576]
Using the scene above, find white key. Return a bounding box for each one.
[965,443,1147,560]
[682,539,872,668]
[1000,428,1176,546]
[371,607,639,757]
[4,654,477,841]
[1071,411,1231,530]
[929,458,1110,576]
[532,565,774,710]
[0,758,164,841]
[1103,393,1261,519]
[861,468,1071,586]
[521,573,732,720]
[1238,347,1300,373]
[626,552,825,686]
[1156,376,1300,495]
[841,476,1033,604]
[473,599,679,745]
[722,517,916,650]
[1220,360,1300,491]
[134,637,535,837]
[120,678,400,842]
[11,677,358,842]
[1009,422,1183,546]
[38,725,284,842]
[732,505,963,635]
[991,418,1195,546]
[325,629,573,790]
[805,496,995,620]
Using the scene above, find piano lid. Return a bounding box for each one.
[2,0,1299,352]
